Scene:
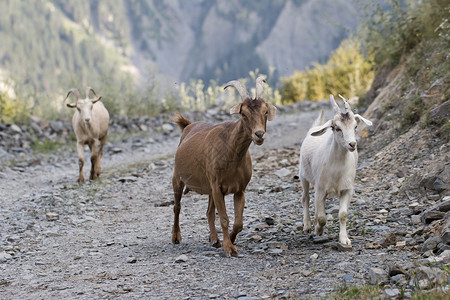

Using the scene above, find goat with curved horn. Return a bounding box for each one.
[65,88,81,103]
[85,87,98,98]
[224,80,251,101]
[170,77,277,257]
[85,87,102,103]
[65,87,110,182]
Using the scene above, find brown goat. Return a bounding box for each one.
[170,77,277,257]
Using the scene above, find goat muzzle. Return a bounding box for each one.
[348,142,356,152]
[253,130,266,145]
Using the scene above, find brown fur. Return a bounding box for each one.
[171,98,276,257]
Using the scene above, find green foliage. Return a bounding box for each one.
[402,94,426,127]
[357,0,450,68]
[279,39,374,103]
[0,91,31,124]
[31,139,61,153]
[410,289,450,300]
[333,284,381,299]
[0,0,135,120]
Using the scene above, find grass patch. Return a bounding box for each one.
[333,284,381,299]
[411,289,450,300]
[401,95,426,128]
[31,139,62,153]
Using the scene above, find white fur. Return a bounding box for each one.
[299,95,372,245]
[66,88,109,182]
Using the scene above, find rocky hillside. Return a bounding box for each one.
[0,0,359,97]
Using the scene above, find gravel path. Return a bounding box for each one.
[0,108,448,299]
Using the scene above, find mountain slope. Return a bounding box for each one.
[0,0,359,99]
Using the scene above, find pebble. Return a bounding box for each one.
[46,212,59,221]
[422,236,442,252]
[310,253,319,260]
[0,251,12,262]
[342,274,353,282]
[175,254,188,263]
[274,168,291,178]
[368,267,388,285]
[162,123,174,134]
[126,257,137,264]
[410,215,421,225]
[384,288,400,297]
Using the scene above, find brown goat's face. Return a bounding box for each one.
[236,99,277,145]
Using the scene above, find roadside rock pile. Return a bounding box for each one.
[0,100,329,165]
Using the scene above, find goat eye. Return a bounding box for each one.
[335,127,342,132]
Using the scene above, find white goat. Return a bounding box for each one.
[65,87,110,182]
[299,94,372,246]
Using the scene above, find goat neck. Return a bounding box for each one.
[227,117,253,158]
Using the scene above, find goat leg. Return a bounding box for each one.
[207,195,220,248]
[89,140,99,180]
[212,187,237,257]
[301,178,311,233]
[76,142,85,182]
[96,135,107,178]
[171,175,184,244]
[230,191,245,244]
[314,189,327,236]
[338,189,352,246]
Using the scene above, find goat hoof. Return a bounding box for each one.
[339,237,351,246]
[172,233,182,244]
[222,250,238,258]
[77,178,84,183]
[315,226,324,236]
[210,239,221,248]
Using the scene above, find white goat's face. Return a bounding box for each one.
[66,87,103,126]
[310,94,373,151]
[231,98,277,146]
[332,113,358,152]
[76,99,95,126]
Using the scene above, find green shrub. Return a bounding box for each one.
[279,39,374,103]
[358,0,449,68]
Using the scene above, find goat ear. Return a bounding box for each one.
[267,104,277,121]
[66,103,77,108]
[229,103,242,115]
[310,120,332,136]
[91,96,102,104]
[354,114,373,126]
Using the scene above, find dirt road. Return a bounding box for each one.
[0,108,447,299]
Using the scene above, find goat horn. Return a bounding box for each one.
[85,87,99,99]
[255,76,266,100]
[329,94,341,114]
[224,80,251,101]
[64,88,81,102]
[338,94,351,113]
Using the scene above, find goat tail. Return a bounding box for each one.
[312,110,325,127]
[170,112,191,131]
